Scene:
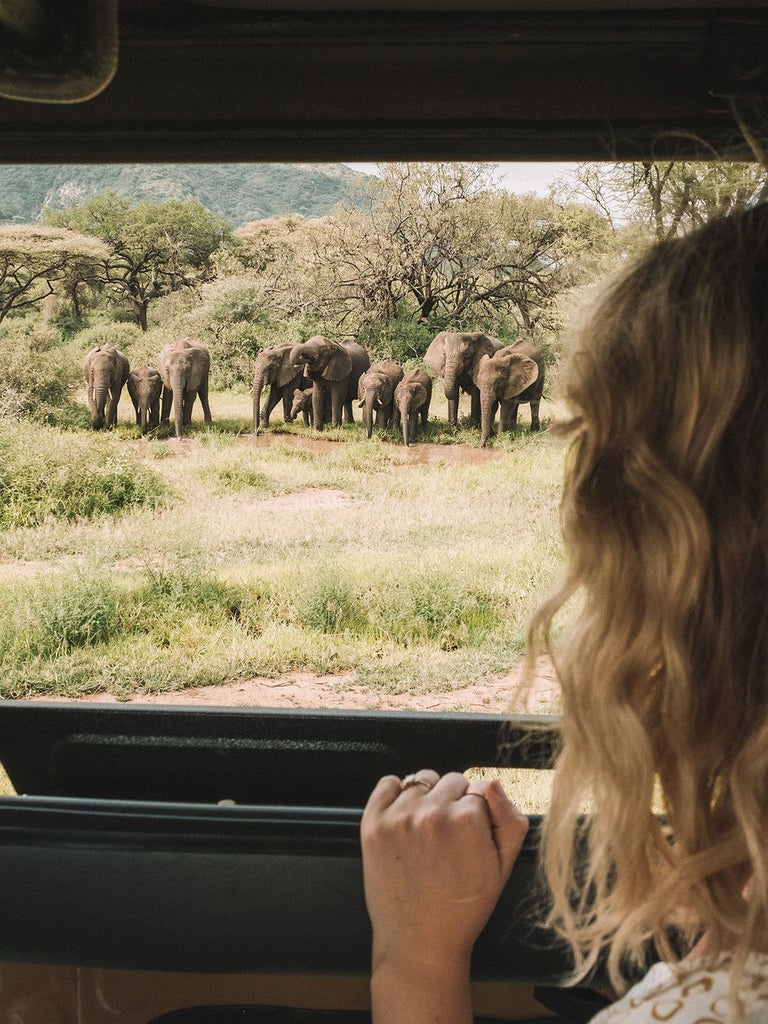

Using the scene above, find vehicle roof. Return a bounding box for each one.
[0,0,766,163]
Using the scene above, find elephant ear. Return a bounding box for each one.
[502,354,539,399]
[276,347,299,387]
[468,336,499,379]
[423,335,446,374]
[323,344,352,381]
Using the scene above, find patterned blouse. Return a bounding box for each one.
[589,954,768,1022]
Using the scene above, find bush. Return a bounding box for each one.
[0,320,83,423]
[0,573,119,662]
[0,421,163,528]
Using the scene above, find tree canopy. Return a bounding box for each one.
[0,225,107,324]
[44,192,234,330]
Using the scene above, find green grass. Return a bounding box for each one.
[0,390,566,706]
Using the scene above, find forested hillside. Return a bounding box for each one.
[0,163,370,227]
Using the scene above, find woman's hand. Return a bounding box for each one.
[360,770,529,1024]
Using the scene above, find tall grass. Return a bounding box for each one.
[0,393,567,702]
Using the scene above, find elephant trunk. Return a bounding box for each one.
[397,399,410,446]
[140,399,149,435]
[172,369,185,438]
[92,383,108,429]
[252,372,266,434]
[480,389,496,448]
[442,363,460,402]
[363,391,375,438]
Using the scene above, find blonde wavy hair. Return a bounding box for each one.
[528,203,768,996]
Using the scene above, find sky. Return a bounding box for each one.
[344,162,579,196]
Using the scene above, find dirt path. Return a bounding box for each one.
[66,657,560,714]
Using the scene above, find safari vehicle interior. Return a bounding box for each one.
[0,1,767,1022]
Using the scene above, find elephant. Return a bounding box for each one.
[472,341,544,447]
[393,369,432,447]
[289,336,370,430]
[290,387,315,426]
[423,331,503,427]
[252,343,307,434]
[357,359,404,438]
[158,337,212,438]
[83,343,130,430]
[127,365,163,435]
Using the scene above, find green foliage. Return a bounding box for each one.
[0,573,119,662]
[44,191,234,330]
[0,163,369,227]
[0,421,162,528]
[0,393,567,699]
[296,569,362,633]
[0,319,83,423]
[358,317,436,364]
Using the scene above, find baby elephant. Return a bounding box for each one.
[393,370,432,446]
[290,387,315,426]
[357,359,404,438]
[127,366,163,434]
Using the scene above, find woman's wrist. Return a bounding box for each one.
[370,956,474,1024]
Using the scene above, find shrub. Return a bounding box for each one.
[0,320,83,423]
[0,573,119,662]
[0,421,162,528]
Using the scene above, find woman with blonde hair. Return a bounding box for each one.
[361,203,768,1023]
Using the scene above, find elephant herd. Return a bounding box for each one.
[83,331,544,447]
[253,332,544,447]
[83,337,212,438]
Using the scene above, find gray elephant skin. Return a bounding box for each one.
[473,341,544,447]
[290,386,332,427]
[423,331,502,427]
[393,369,432,447]
[289,336,370,430]
[290,387,314,426]
[357,359,404,438]
[83,343,130,430]
[252,343,306,434]
[158,337,213,438]
[127,365,163,435]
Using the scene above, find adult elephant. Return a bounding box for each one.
[423,331,502,427]
[127,365,163,435]
[357,359,404,438]
[252,343,306,434]
[83,343,130,430]
[290,336,370,430]
[158,337,212,438]
[473,341,544,447]
[393,369,432,447]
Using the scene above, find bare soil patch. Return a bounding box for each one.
[67,657,559,714]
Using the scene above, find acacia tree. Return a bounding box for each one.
[559,161,768,240]
[0,225,107,324]
[296,163,612,335]
[45,192,233,330]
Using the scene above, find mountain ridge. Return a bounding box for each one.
[0,163,372,228]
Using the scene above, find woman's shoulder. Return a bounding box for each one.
[589,952,768,1023]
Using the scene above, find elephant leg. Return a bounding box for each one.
[503,400,520,430]
[529,399,541,431]
[161,387,173,423]
[331,383,345,428]
[342,393,354,424]
[469,387,482,427]
[408,410,418,446]
[447,396,459,428]
[282,385,296,423]
[182,391,196,426]
[262,386,282,427]
[105,389,118,429]
[198,380,213,424]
